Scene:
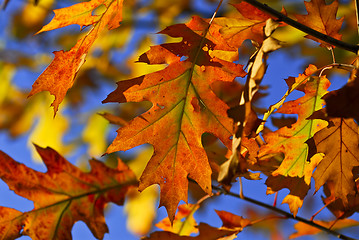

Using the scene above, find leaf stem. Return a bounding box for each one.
[242,0,359,54]
[211,184,356,240]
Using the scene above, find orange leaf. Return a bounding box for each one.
[103,16,246,221]
[0,207,24,239]
[29,0,123,115]
[215,210,252,231]
[0,145,137,240]
[307,118,359,205]
[294,0,344,48]
[259,66,330,215]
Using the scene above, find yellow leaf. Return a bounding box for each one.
[82,112,109,157]
[124,186,158,236]
[28,93,70,161]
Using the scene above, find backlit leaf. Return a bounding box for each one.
[294,0,344,48]
[0,145,137,240]
[29,0,124,115]
[103,16,246,221]
[259,69,330,215]
[215,210,252,231]
[307,118,359,204]
[0,207,24,239]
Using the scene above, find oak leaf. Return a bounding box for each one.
[306,118,359,205]
[29,0,123,115]
[214,210,252,231]
[259,68,330,215]
[103,16,246,221]
[294,0,344,48]
[214,2,284,48]
[0,144,137,240]
[0,207,24,239]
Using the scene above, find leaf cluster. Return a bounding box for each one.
[1,0,359,239]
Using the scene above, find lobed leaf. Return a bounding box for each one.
[294,0,344,48]
[307,118,359,204]
[259,67,330,215]
[103,16,246,221]
[0,145,137,240]
[29,0,123,115]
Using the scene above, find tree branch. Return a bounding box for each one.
[211,184,356,240]
[242,0,359,54]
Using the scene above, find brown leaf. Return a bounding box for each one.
[306,118,359,204]
[294,0,344,48]
[323,70,359,122]
[321,181,359,219]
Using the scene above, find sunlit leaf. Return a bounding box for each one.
[0,145,137,239]
[103,16,245,221]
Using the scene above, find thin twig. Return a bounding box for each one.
[211,184,356,240]
[242,0,359,54]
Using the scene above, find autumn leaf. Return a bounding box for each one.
[0,207,24,239]
[214,2,285,48]
[294,0,344,48]
[218,18,282,185]
[28,0,124,115]
[215,210,252,231]
[306,118,359,205]
[257,64,319,134]
[0,144,137,240]
[103,16,245,221]
[322,181,359,219]
[259,67,330,215]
